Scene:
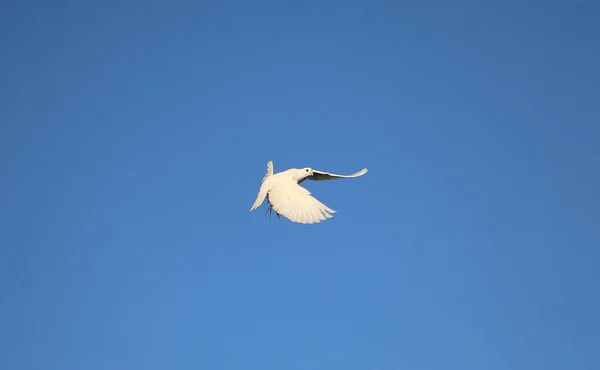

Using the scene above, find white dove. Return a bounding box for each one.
[250,160,368,224]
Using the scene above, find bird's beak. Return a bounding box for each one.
[309,169,314,176]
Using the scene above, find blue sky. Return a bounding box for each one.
[1,1,599,369]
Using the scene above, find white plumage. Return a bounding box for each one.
[250,160,368,224]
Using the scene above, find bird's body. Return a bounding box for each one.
[250,161,368,224]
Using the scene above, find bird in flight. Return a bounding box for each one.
[250,160,368,224]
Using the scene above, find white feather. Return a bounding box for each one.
[249,160,367,224]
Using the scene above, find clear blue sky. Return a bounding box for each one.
[1,1,599,369]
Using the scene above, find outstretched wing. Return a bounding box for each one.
[299,167,368,183]
[250,161,274,211]
[268,182,336,224]
[262,160,274,184]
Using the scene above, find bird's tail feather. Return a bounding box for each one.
[250,185,269,212]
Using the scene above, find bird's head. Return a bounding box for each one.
[294,167,313,180]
